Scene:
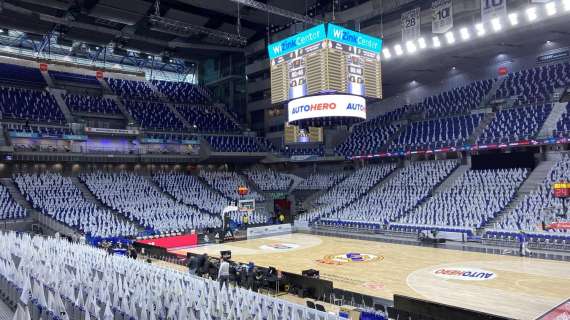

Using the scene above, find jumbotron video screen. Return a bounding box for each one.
[268,24,383,105]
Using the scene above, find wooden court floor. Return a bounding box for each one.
[169,233,570,320]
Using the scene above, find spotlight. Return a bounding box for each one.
[491,18,502,32]
[475,23,486,37]
[417,37,427,49]
[459,28,470,40]
[445,31,455,44]
[526,7,538,22]
[394,44,403,56]
[432,36,441,48]
[382,48,392,59]
[564,0,570,12]
[508,13,519,26]
[406,40,417,54]
[545,2,557,16]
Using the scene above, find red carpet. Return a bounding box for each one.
[136,234,198,249]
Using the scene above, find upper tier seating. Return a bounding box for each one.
[0,184,26,220]
[206,135,272,153]
[555,103,570,137]
[0,87,65,123]
[243,168,293,191]
[152,80,208,104]
[107,78,159,100]
[64,94,121,115]
[14,173,137,237]
[153,171,268,224]
[0,63,45,87]
[49,71,100,86]
[332,160,458,223]
[297,163,397,222]
[401,168,529,228]
[495,62,570,106]
[6,123,72,136]
[498,154,570,233]
[422,80,494,118]
[390,114,482,151]
[199,170,265,201]
[477,104,552,144]
[0,232,338,320]
[296,171,348,190]
[175,104,240,133]
[124,101,184,131]
[80,171,221,232]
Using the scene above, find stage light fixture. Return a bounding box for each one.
[507,13,519,26]
[432,36,441,48]
[545,2,557,16]
[382,48,392,59]
[445,31,455,44]
[491,18,502,32]
[394,44,403,56]
[475,23,486,37]
[417,37,427,49]
[406,40,417,54]
[460,28,470,40]
[526,7,538,21]
[563,0,570,12]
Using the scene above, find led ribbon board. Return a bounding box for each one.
[288,94,366,123]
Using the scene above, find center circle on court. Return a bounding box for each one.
[259,243,300,250]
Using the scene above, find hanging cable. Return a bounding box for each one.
[237,2,241,36]
[154,0,160,16]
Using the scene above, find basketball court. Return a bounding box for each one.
[168,233,570,320]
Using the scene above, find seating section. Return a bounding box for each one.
[0,185,26,220]
[495,62,570,106]
[6,123,72,136]
[152,80,208,104]
[0,232,336,320]
[333,160,458,223]
[400,168,529,228]
[298,163,397,222]
[175,104,240,133]
[124,101,184,131]
[199,170,265,201]
[0,87,65,123]
[296,171,348,190]
[14,173,137,237]
[49,71,100,86]
[107,78,159,100]
[478,104,552,144]
[80,171,221,232]
[390,114,482,151]
[206,135,272,153]
[64,94,121,115]
[422,80,494,118]
[244,168,293,191]
[498,155,570,233]
[555,103,570,136]
[282,144,325,157]
[0,63,45,87]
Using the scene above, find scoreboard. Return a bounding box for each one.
[268,24,383,105]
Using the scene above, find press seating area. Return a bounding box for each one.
[0,63,45,87]
[152,80,208,104]
[401,168,529,228]
[477,104,552,144]
[49,70,100,86]
[80,171,221,232]
[205,135,272,153]
[198,170,265,202]
[331,160,458,224]
[497,154,570,233]
[14,172,138,237]
[175,104,240,133]
[124,100,184,131]
[64,93,121,115]
[0,86,65,123]
[0,184,26,220]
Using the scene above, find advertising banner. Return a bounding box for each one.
[432,0,453,34]
[287,94,366,122]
